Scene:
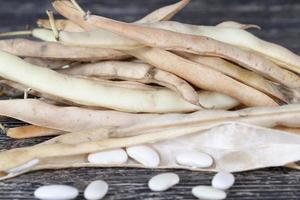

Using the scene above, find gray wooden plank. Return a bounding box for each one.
[0,167,299,200]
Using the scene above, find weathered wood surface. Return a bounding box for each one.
[0,0,300,199]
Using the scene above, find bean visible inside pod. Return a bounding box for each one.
[84,180,109,200]
[192,185,227,200]
[126,145,160,167]
[87,148,128,165]
[148,172,180,191]
[175,151,213,168]
[212,171,235,190]
[6,159,39,174]
[34,184,79,200]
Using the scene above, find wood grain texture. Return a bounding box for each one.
[0,0,300,199]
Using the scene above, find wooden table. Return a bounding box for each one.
[0,0,300,199]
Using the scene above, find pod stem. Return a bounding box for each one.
[70,0,86,15]
[0,123,7,135]
[46,10,59,41]
[0,30,32,37]
[23,88,32,99]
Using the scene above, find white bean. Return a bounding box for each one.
[148,173,179,191]
[34,185,78,200]
[6,159,39,174]
[212,171,235,190]
[87,149,128,165]
[175,151,213,168]
[84,180,109,200]
[192,185,226,200]
[126,145,160,167]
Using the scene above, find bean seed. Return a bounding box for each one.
[148,173,179,191]
[88,148,128,164]
[84,180,109,200]
[34,184,78,200]
[192,185,226,200]
[176,151,213,168]
[126,145,160,167]
[212,171,235,190]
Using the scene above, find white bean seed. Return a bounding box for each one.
[87,149,128,165]
[6,159,39,174]
[84,180,109,200]
[192,185,226,200]
[176,151,213,168]
[212,171,235,190]
[148,173,180,191]
[126,145,160,167]
[34,185,78,200]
